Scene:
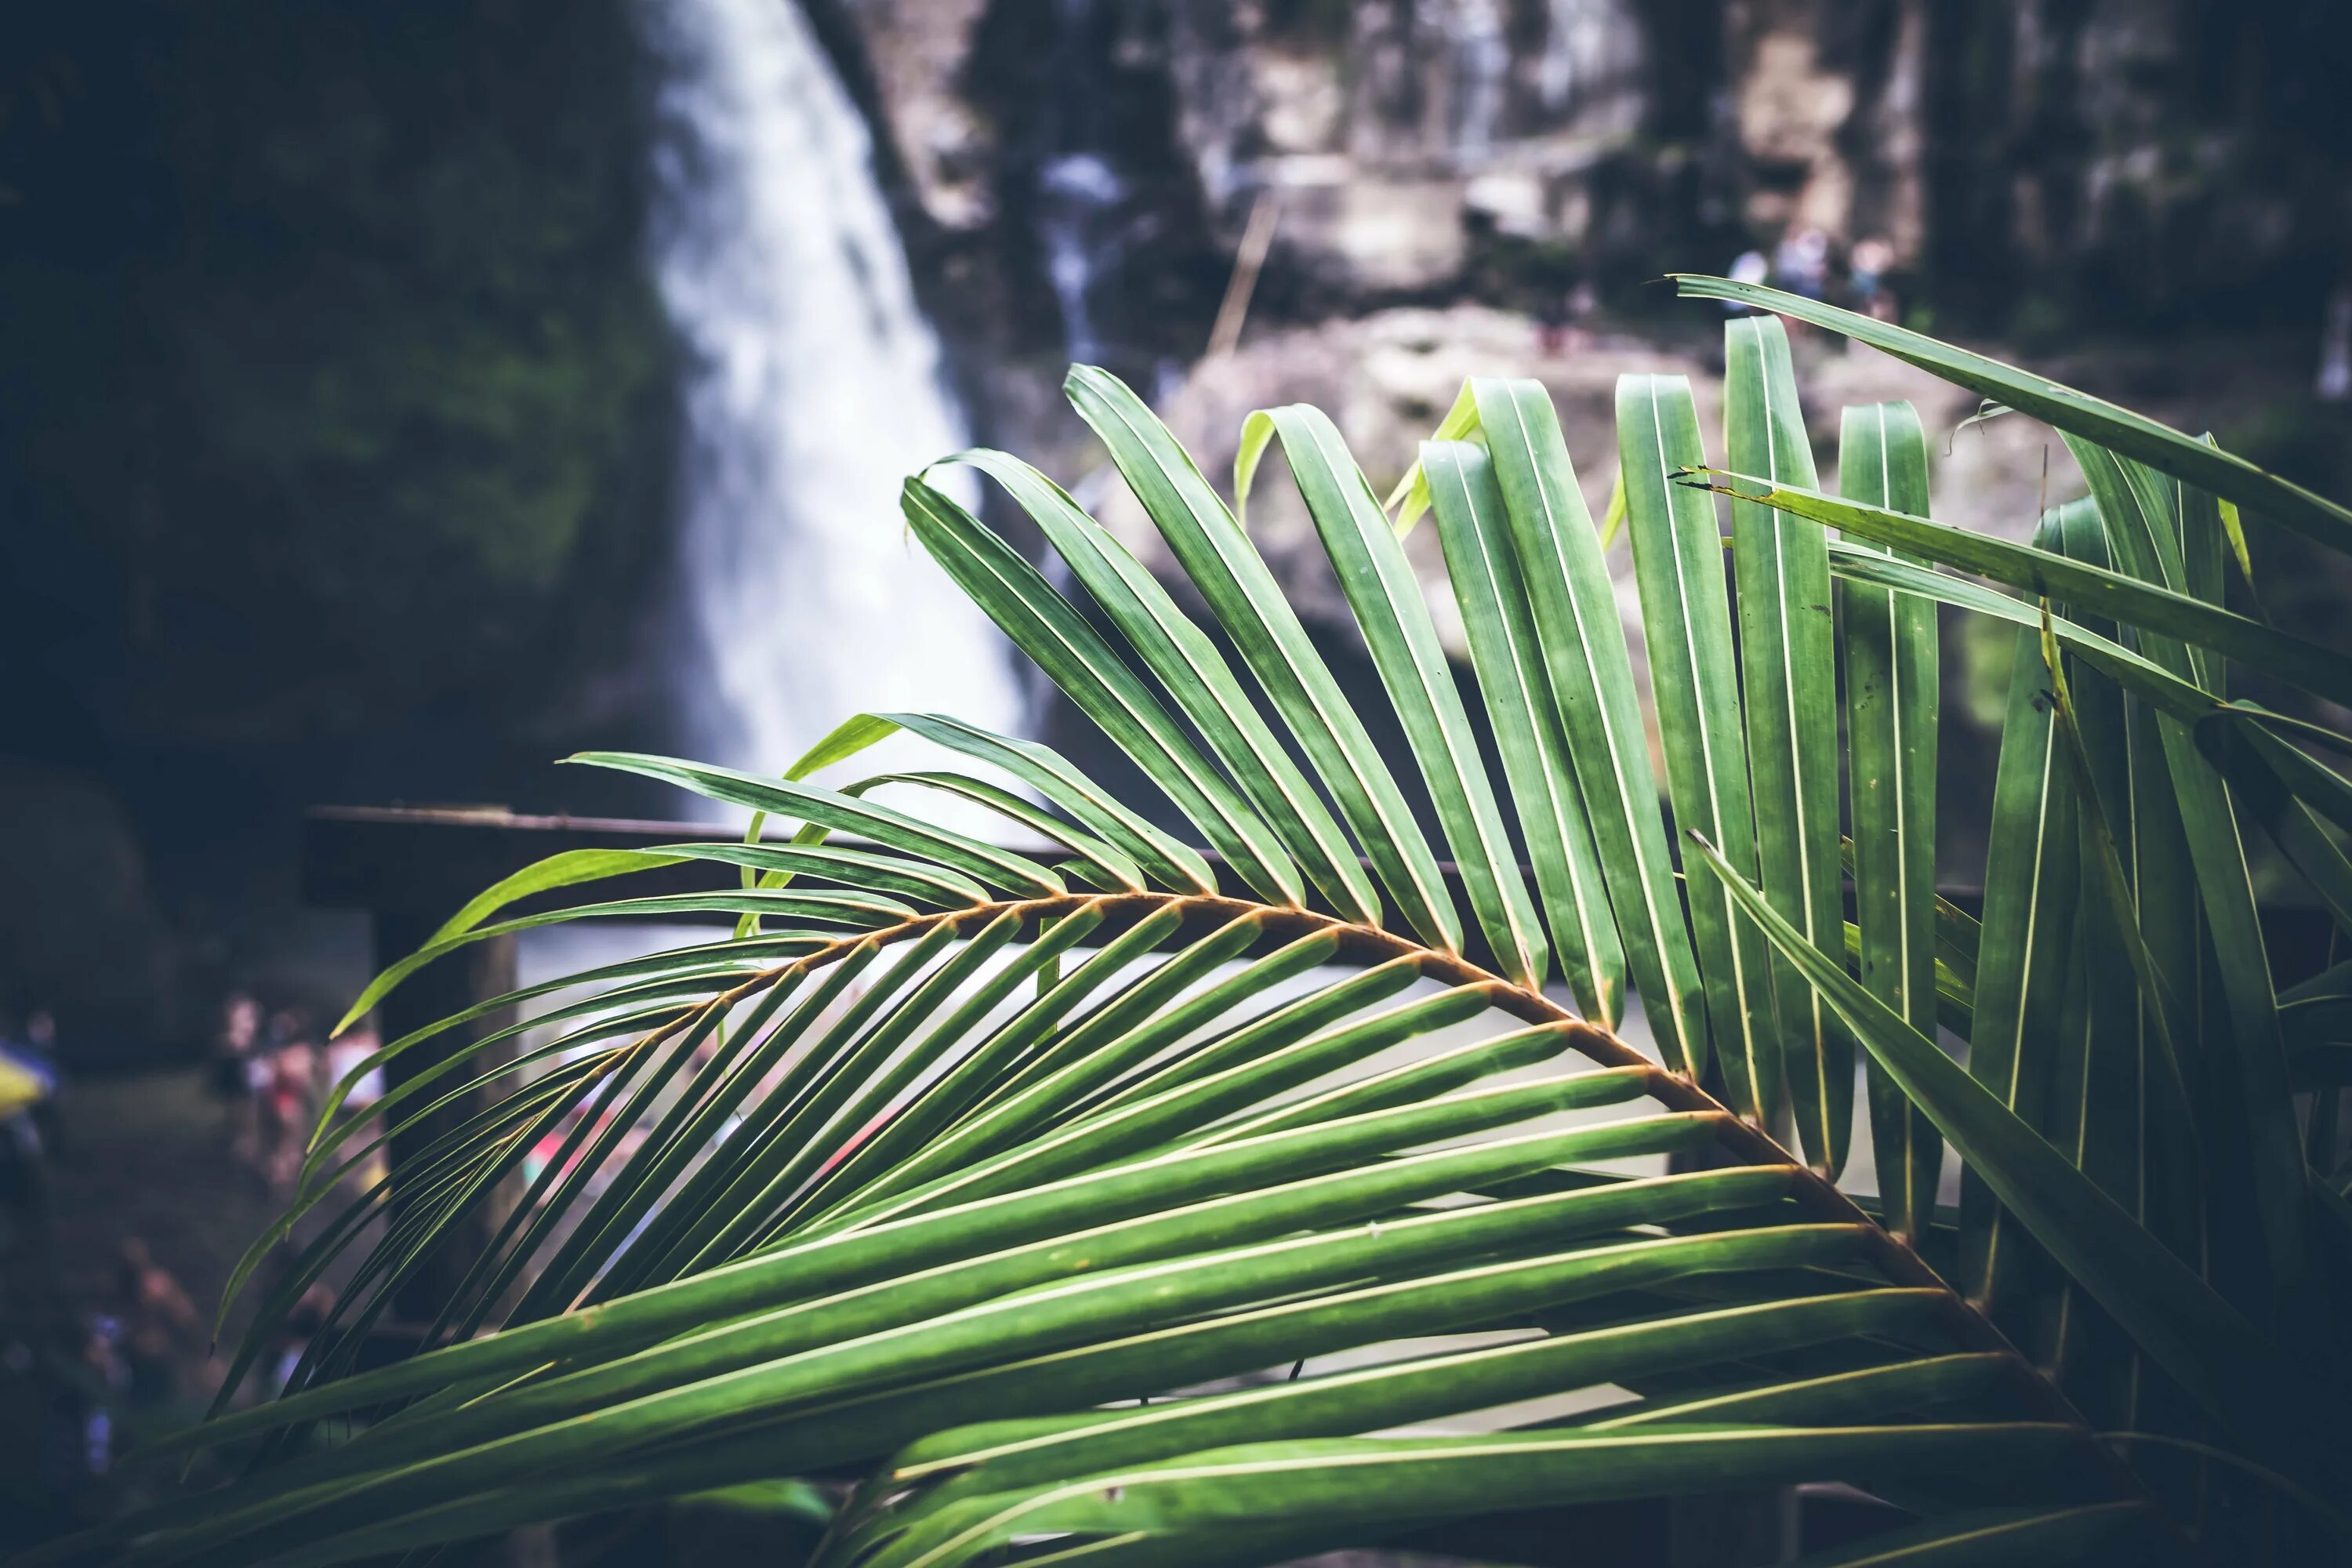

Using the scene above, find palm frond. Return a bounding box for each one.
[73,282,2352,1568]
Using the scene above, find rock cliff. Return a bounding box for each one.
[821,0,2348,877]
[820,0,2348,618]
[837,0,2349,347]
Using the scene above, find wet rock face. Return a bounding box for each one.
[1088,304,2045,654]
[1155,0,1653,294]
[837,0,2350,346]
[1724,0,1925,255]
[835,0,998,230]
[820,0,2351,548]
[834,0,1675,307]
[841,0,1667,312]
[824,0,2347,760]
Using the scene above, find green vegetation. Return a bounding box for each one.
[0,1,670,742]
[61,282,2352,1565]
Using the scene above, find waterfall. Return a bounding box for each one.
[1038,151,1125,366]
[1031,0,1131,370]
[641,0,1023,782]
[1534,0,1646,131]
[1448,0,1510,158]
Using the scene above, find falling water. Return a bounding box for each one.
[1534,0,1646,129]
[1448,0,1511,158]
[1030,0,1132,369]
[1038,152,1125,366]
[641,0,1022,780]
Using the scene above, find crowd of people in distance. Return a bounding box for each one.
[209,991,383,1200]
[1725,228,1903,326]
[1529,227,1904,360]
[0,992,372,1545]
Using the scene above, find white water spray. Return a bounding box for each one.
[641,0,1022,779]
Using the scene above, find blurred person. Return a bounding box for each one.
[1559,278,1598,354]
[1849,237,1896,320]
[260,1011,324,1196]
[111,1238,202,1408]
[1535,275,1597,356]
[2,1322,125,1542]
[18,1009,64,1158]
[212,991,263,1163]
[20,1009,56,1070]
[0,1011,56,1236]
[322,1025,384,1114]
[1847,236,1899,357]
[0,1102,45,1236]
[1534,280,1570,355]
[2320,280,2352,401]
[321,1025,387,1189]
[1725,249,1769,312]
[1774,227,1830,299]
[79,1313,129,1479]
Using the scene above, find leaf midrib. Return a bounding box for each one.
[728,889,2122,1479]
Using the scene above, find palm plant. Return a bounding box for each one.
[67,278,2352,1566]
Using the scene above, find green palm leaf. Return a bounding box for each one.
[82,298,2352,1568]
[1067,368,1455,946]
[1474,374,1711,1077]
[1617,372,1778,1122]
[1725,316,1851,1172]
[1240,403,1548,985]
[1837,400,1943,1238]
[1671,274,2352,556]
[1421,439,1625,1021]
[943,447,1377,920]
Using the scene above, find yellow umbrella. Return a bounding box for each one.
[0,1050,51,1118]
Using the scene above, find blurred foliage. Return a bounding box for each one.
[1919,0,2352,333]
[0,0,673,748]
[2218,397,2352,702]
